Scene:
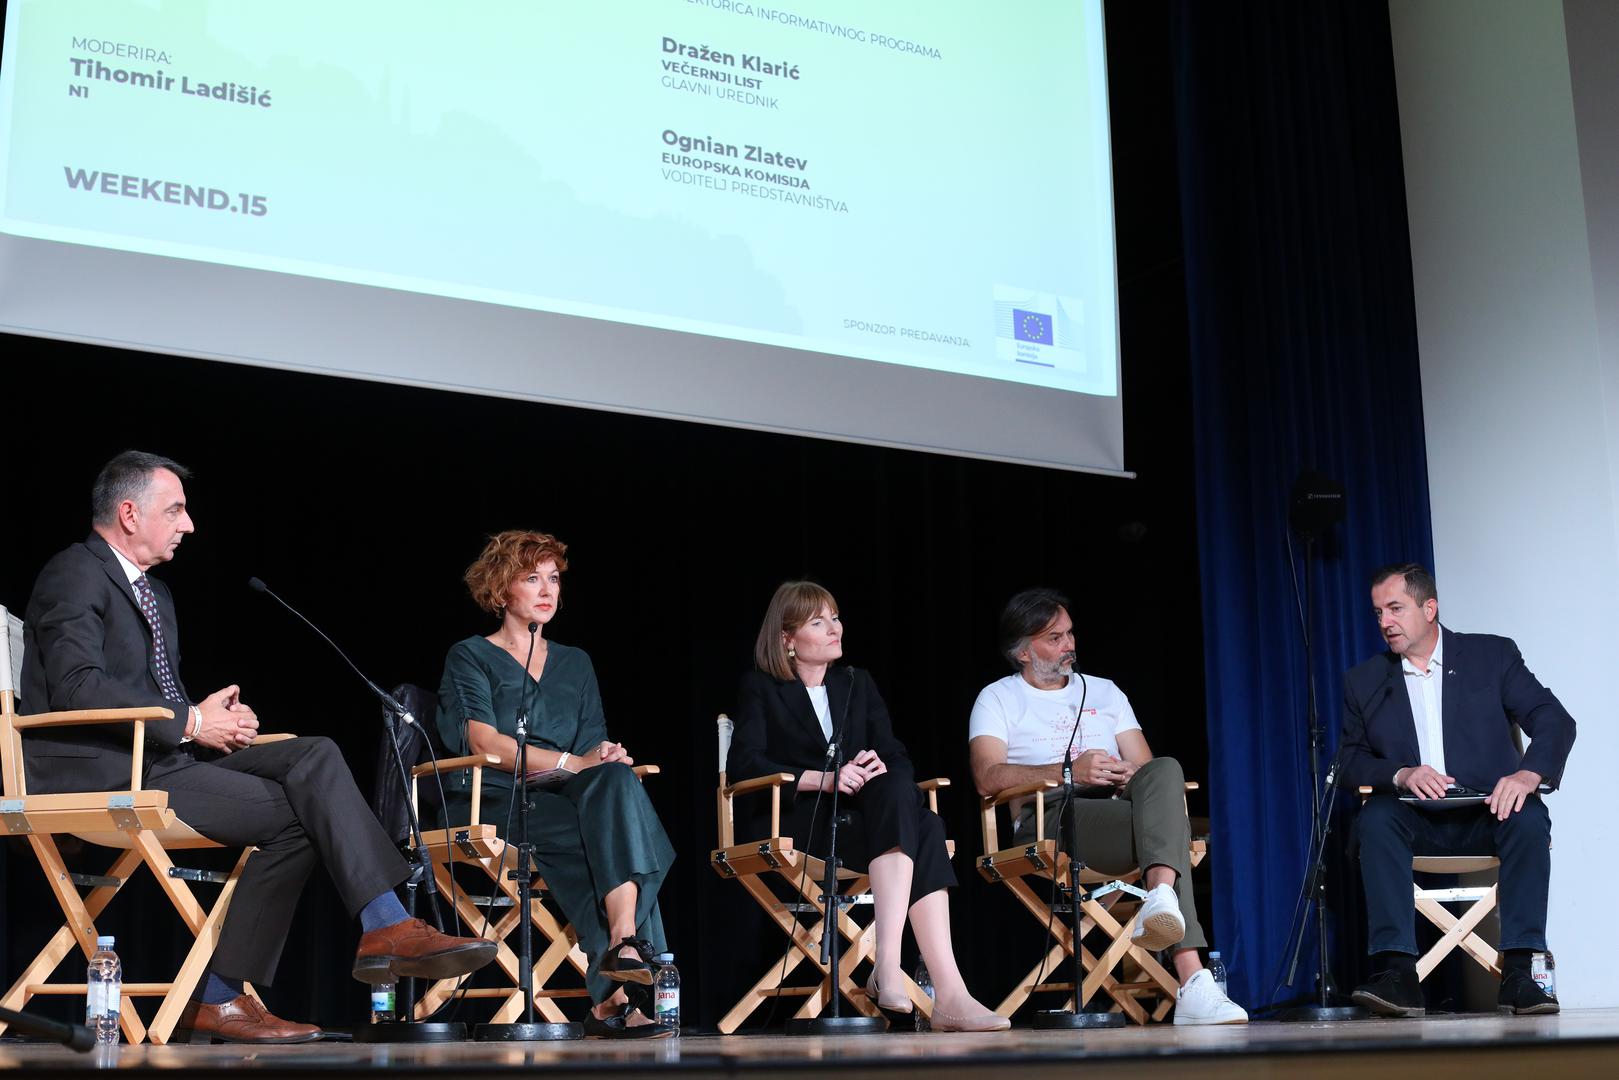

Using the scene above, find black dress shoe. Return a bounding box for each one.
[1498,969,1559,1015]
[1351,966,1425,1017]
[601,936,655,985]
[583,1004,675,1040]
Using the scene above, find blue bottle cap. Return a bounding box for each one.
[96,935,115,948]
[655,953,674,963]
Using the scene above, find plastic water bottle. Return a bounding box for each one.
[369,981,396,1023]
[1532,951,1556,997]
[1208,951,1229,997]
[85,936,121,1044]
[653,953,680,1033]
[914,959,934,1031]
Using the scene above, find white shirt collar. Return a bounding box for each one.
[1400,624,1443,677]
[107,544,144,585]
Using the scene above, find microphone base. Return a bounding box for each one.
[787,1014,889,1036]
[474,1021,584,1042]
[1034,1009,1126,1030]
[354,1021,468,1043]
[1275,1003,1370,1023]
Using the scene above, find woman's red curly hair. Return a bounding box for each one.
[464,530,570,615]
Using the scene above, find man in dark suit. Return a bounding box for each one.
[1341,563,1574,1017]
[21,451,496,1042]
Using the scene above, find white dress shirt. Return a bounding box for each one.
[1399,626,1444,782]
[805,684,833,742]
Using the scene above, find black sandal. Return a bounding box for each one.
[601,936,655,985]
[583,1002,675,1040]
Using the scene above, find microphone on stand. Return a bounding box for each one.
[248,577,415,725]
[1057,662,1087,791]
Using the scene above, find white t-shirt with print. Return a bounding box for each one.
[968,672,1142,764]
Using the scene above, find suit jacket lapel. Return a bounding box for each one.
[1439,627,1461,770]
[1378,653,1421,762]
[826,666,854,748]
[777,677,828,747]
[87,534,143,617]
[85,533,180,692]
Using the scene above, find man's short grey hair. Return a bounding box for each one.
[91,450,191,527]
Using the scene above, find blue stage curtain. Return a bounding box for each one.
[1171,2,1435,1009]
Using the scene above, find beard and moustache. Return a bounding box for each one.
[1030,651,1077,683]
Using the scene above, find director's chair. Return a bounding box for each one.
[0,605,288,1045]
[978,778,1205,1024]
[710,713,949,1032]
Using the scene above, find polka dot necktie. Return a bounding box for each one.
[132,574,185,704]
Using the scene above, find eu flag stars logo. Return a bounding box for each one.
[1013,309,1052,344]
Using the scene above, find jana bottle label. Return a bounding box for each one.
[655,988,679,1016]
[1531,955,1555,995]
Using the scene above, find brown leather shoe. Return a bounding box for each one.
[353,917,498,983]
[174,995,322,1044]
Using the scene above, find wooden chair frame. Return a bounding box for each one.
[711,713,948,1033]
[978,778,1205,1024]
[406,754,659,1023]
[0,605,283,1044]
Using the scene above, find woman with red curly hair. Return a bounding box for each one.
[435,530,675,1039]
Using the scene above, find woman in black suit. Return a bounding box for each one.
[731,581,1007,1032]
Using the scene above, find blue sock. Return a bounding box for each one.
[360,890,409,933]
[196,971,243,1005]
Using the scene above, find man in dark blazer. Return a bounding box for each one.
[1341,563,1574,1018]
[20,451,495,1042]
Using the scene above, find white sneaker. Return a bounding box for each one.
[1173,969,1249,1025]
[1131,883,1186,951]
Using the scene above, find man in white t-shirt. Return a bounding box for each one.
[968,587,1246,1026]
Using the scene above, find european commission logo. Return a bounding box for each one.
[994,286,1085,372]
[1013,309,1052,344]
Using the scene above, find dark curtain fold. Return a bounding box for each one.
[1171,1,1434,1010]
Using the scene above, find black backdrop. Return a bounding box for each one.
[0,4,1206,1029]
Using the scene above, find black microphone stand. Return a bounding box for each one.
[247,579,468,1043]
[789,677,885,1035]
[1276,533,1367,1022]
[476,625,581,1041]
[789,734,886,1035]
[0,1004,94,1052]
[1031,675,1124,1030]
[1034,780,1125,1029]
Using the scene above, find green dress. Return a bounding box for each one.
[435,636,674,1004]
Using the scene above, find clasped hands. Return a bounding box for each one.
[829,749,888,794]
[535,740,633,778]
[1071,748,1136,788]
[194,685,259,753]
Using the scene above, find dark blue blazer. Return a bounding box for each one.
[1339,628,1575,794]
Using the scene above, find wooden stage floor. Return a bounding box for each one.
[3,1010,1616,1078]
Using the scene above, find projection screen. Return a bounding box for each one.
[0,0,1126,474]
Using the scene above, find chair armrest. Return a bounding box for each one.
[252,733,296,745]
[1184,781,1199,791]
[1358,786,1373,796]
[412,753,501,778]
[917,777,950,791]
[12,706,175,729]
[980,779,1058,809]
[633,764,660,778]
[723,772,796,798]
